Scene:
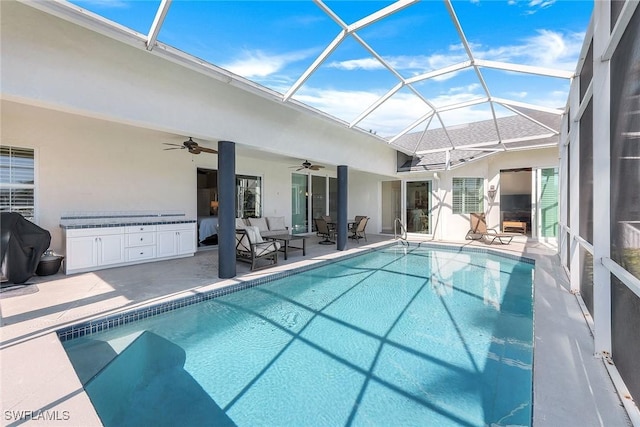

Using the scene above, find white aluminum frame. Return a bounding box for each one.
[558,2,640,424]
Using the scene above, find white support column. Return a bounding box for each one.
[569,76,581,293]
[592,0,612,356]
[559,128,569,264]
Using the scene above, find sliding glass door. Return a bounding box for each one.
[292,174,337,234]
[537,167,559,239]
[291,173,308,234]
[406,180,431,234]
[312,175,326,231]
[381,180,402,234]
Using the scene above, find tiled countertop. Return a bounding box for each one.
[59,212,196,229]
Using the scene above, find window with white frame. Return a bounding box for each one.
[452,177,484,214]
[0,145,35,220]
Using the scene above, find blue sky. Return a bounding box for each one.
[70,0,593,137]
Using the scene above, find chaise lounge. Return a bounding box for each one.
[466,213,517,245]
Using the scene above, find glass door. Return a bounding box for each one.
[381,180,402,234]
[311,175,327,231]
[291,173,308,234]
[536,167,559,240]
[406,180,431,234]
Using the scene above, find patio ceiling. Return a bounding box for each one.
[33,0,591,170]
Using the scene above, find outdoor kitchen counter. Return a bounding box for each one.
[59,213,196,229]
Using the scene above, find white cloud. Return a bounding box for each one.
[292,84,493,136]
[222,48,315,78]
[528,0,556,9]
[324,28,582,80]
[507,0,557,13]
[528,89,569,109]
[468,29,583,71]
[327,58,383,71]
[508,91,529,98]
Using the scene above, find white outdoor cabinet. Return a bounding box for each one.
[64,227,126,274]
[125,225,157,262]
[156,223,196,258]
[62,222,196,275]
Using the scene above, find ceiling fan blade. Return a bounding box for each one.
[198,147,218,154]
[163,143,184,147]
[163,147,183,151]
[309,165,324,170]
[296,167,304,171]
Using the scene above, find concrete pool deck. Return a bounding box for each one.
[0,234,632,426]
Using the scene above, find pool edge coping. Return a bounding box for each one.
[56,240,535,342]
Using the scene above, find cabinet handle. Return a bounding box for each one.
[140,252,144,255]
[140,237,144,241]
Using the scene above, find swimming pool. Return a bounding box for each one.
[62,245,535,427]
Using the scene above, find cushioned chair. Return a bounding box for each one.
[349,217,369,242]
[246,216,289,238]
[235,226,281,270]
[315,218,335,245]
[321,215,335,234]
[466,213,516,245]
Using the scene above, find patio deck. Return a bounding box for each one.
[0,234,630,426]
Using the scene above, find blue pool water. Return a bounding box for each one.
[63,245,535,427]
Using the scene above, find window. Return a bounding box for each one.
[452,177,483,214]
[236,175,261,218]
[0,145,35,220]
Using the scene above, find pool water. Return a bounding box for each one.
[63,246,535,427]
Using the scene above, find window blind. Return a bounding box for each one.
[452,177,484,214]
[540,168,558,237]
[0,145,35,219]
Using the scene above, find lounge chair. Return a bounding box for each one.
[349,216,369,242]
[315,218,335,245]
[466,213,516,245]
[235,226,281,270]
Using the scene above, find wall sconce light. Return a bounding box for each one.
[210,200,219,214]
[487,185,497,200]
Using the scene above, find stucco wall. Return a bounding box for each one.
[402,148,558,241]
[1,1,398,177]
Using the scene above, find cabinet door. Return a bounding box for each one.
[66,236,97,271]
[99,234,126,266]
[156,230,177,258]
[176,229,196,255]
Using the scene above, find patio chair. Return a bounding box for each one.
[315,218,335,245]
[349,216,369,242]
[235,226,281,270]
[466,213,516,245]
[322,215,336,233]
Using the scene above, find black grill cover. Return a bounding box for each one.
[1,212,51,284]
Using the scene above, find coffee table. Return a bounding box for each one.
[502,220,527,234]
[265,234,307,260]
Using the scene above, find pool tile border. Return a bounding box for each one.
[56,241,534,342]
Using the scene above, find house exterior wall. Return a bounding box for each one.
[0,1,398,175]
[400,147,558,241]
[2,1,556,255]
[1,1,395,252]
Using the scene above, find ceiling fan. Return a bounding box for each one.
[163,137,217,155]
[291,160,325,171]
